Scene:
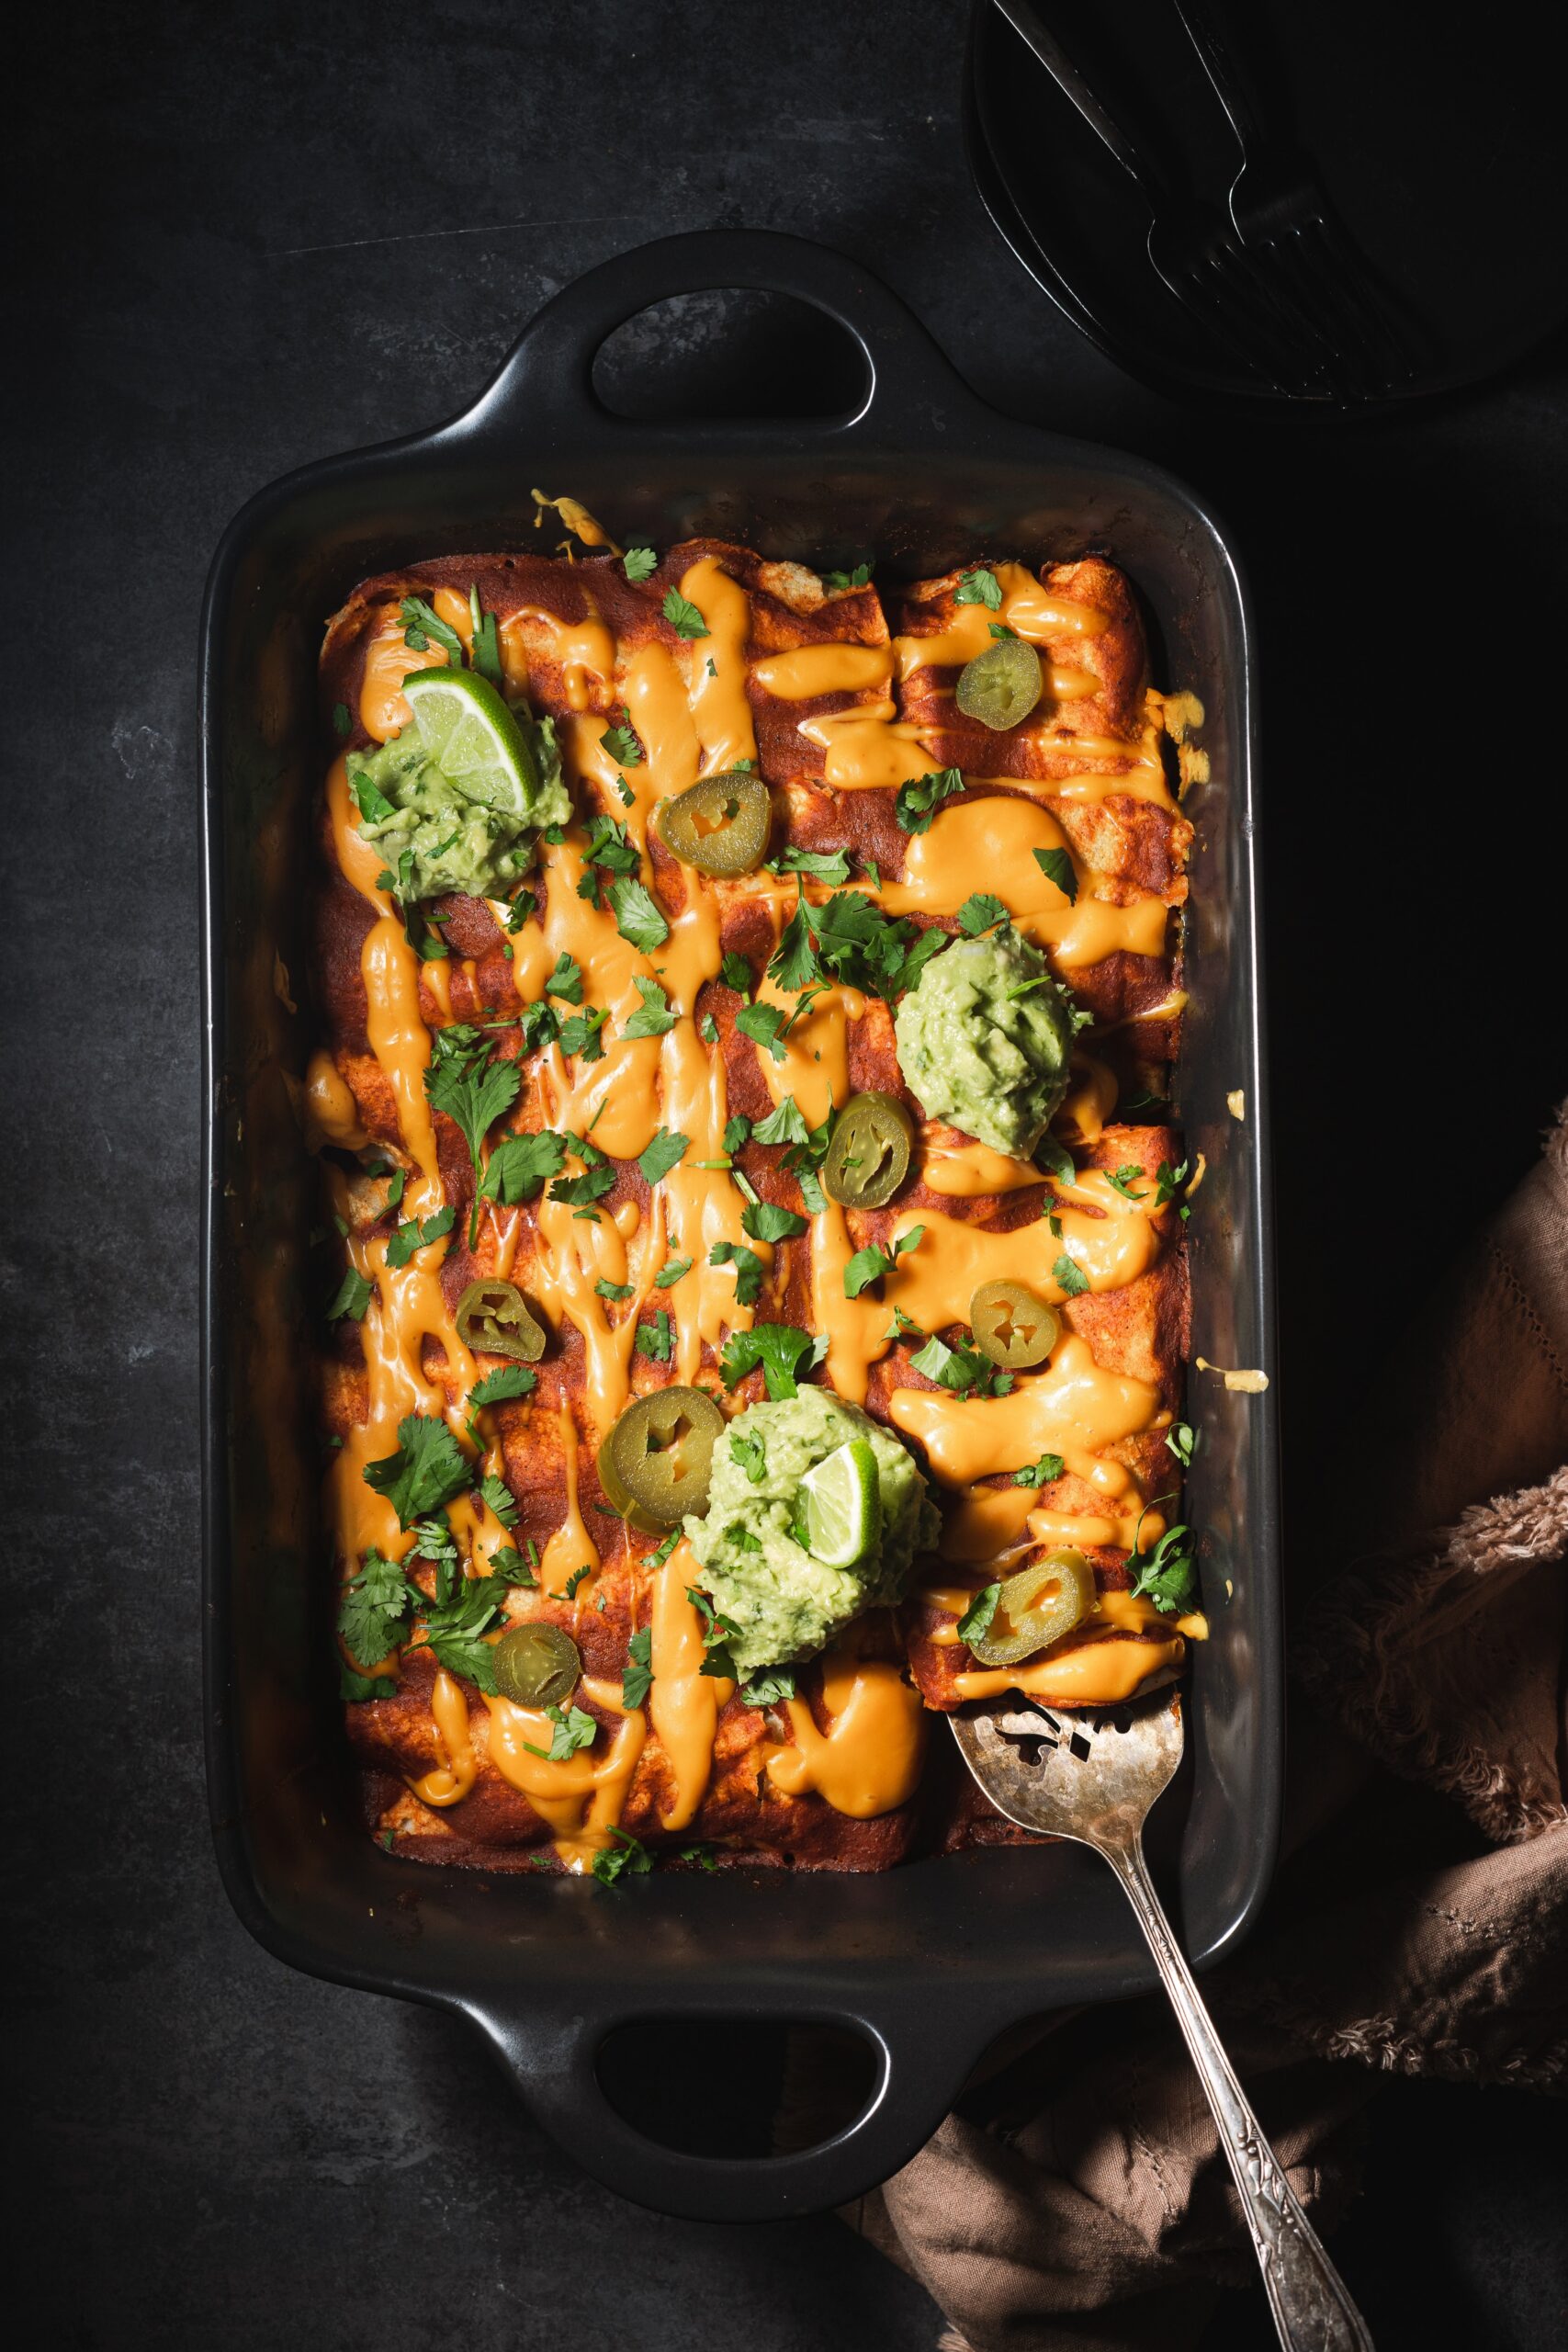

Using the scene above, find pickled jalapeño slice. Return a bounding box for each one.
[822,1091,914,1210]
[455,1276,547,1362]
[964,1550,1097,1667]
[969,1280,1059,1369]
[656,772,771,875]
[954,635,1043,730]
[491,1622,581,1708]
[607,1386,727,1529]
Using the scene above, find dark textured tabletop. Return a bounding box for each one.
[10,3,1568,2346]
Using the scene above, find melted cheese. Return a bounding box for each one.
[882,794,1168,970]
[768,1652,926,1816]
[890,1334,1161,1490]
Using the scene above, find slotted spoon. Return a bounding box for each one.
[953,1690,1374,2350]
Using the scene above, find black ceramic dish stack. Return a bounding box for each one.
[965,0,1568,411]
[201,230,1280,2221]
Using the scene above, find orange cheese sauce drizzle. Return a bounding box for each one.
[324,548,1194,1847]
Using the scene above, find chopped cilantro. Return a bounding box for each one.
[842,1223,923,1298]
[623,547,658,583]
[730,1430,767,1485]
[956,1584,1000,1645]
[1032,845,1077,904]
[562,1564,593,1600]
[661,588,708,639]
[719,950,753,993]
[546,951,584,1003]
[957,891,1009,936]
[603,720,643,767]
[522,1702,598,1761]
[954,567,1002,609]
[655,1258,692,1289]
[708,1239,768,1305]
[634,1309,674,1362]
[470,1364,537,1408]
[622,1627,654,1708]
[1053,1250,1090,1298]
[363,1414,471,1529]
[822,562,872,589]
[385,1204,456,1269]
[698,1011,719,1045]
[480,1127,567,1205]
[718,1322,825,1400]
[637,1128,689,1185]
[1104,1164,1146,1202]
[1166,1421,1198,1468]
[592,1826,654,1884]
[1014,1452,1066,1488]
[722,1113,752,1155]
[398,594,466,663]
[736,1001,788,1063]
[750,1095,809,1148]
[895,767,967,835]
[557,1005,610,1061]
[327,1267,373,1323]
[341,1668,397,1702]
[1130,1523,1200,1615]
[773,844,852,885]
[485,1545,538,1589]
[609,875,670,952]
[739,1666,796,1704]
[551,1159,617,1209]
[742,1200,807,1245]
[337,1548,413,1668]
[479,1472,519,1527]
[623,975,678,1037]
[595,1276,636,1302]
[332,701,352,740]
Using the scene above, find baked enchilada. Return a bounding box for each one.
[309,512,1205,1876]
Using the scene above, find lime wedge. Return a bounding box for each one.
[799,1439,882,1568]
[401,666,539,818]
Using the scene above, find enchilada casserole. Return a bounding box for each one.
[309,513,1204,1876]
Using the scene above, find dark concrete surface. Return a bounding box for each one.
[8,3,1567,2347]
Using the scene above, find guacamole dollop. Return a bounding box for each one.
[347,712,570,902]
[893,922,1086,1159]
[685,1387,938,1679]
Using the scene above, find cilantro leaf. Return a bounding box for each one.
[485,1544,538,1589]
[385,1204,456,1269]
[623,975,678,1037]
[1130,1524,1200,1616]
[718,1322,824,1400]
[592,1826,654,1883]
[908,1331,1010,1396]
[822,562,872,590]
[773,844,852,886]
[505,889,536,934]
[518,1001,559,1053]
[479,1127,567,1204]
[742,1200,807,1245]
[637,1128,689,1185]
[685,1585,742,1678]
[634,1309,674,1362]
[332,701,352,740]
[954,568,1002,610]
[1105,1163,1146,1202]
[623,547,658,583]
[479,1471,519,1527]
[622,1627,654,1709]
[736,1001,788,1063]
[698,1011,719,1045]
[739,1666,796,1704]
[596,1276,635,1302]
[751,1095,809,1148]
[582,813,640,876]
[609,875,670,952]
[522,1702,599,1761]
[603,720,643,767]
[1014,1452,1066,1488]
[557,1005,610,1061]
[956,1584,1000,1645]
[770,883,820,990]
[327,1267,373,1323]
[655,1258,692,1289]
[425,1049,520,1180]
[1035,1134,1076,1185]
[661,588,709,639]
[719,951,753,993]
[708,1239,767,1305]
[1032,845,1077,904]
[546,951,584,1003]
[363,1413,472,1528]
[1166,1421,1198,1468]
[468,586,503,689]
[348,763,396,825]
[957,891,1009,936]
[551,1159,617,1209]
[470,1364,536,1408]
[399,594,466,663]
[730,1430,767,1485]
[842,1224,923,1299]
[895,766,966,836]
[337,1547,413,1667]
[1053,1250,1090,1298]
[722,1113,752,1155]
[1155,1159,1190,1210]
[340,1668,397,1702]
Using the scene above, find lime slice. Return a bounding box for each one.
[401,666,539,818]
[799,1439,882,1568]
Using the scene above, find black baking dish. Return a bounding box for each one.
[200,230,1280,2222]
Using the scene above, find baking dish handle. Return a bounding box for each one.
[451,227,980,448]
[462,1991,982,2222]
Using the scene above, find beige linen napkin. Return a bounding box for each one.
[846,1107,1568,2351]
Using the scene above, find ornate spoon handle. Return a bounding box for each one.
[1104,1836,1375,2352]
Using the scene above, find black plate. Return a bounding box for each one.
[200,229,1280,2222]
[967,0,1568,407]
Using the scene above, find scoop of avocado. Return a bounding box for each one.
[685,1387,937,1680]
[893,922,1087,1159]
[347,712,570,902]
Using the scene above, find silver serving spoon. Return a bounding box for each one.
[953,1689,1374,2351]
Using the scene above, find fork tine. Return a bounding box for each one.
[1295,209,1424,381]
[1200,239,1341,394]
